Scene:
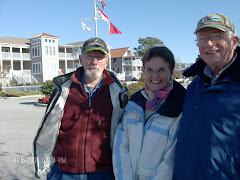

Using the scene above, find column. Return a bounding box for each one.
[10,46,13,71]
[72,59,74,71]
[20,47,23,71]
[64,47,67,74]
[0,45,2,70]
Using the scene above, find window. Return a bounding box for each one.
[53,40,55,43]
[32,46,40,57]
[113,68,119,73]
[49,39,51,43]
[45,46,55,56]
[113,58,117,64]
[45,63,56,73]
[32,63,41,74]
[49,46,52,55]
[45,46,48,55]
[53,47,56,56]
[32,39,40,45]
[45,39,48,42]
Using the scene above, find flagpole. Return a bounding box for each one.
[94,0,98,37]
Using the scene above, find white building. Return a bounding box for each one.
[109,47,143,81]
[0,33,140,85]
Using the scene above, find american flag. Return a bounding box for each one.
[99,0,106,9]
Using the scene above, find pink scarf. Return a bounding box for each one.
[145,81,173,111]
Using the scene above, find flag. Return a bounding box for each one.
[99,0,106,9]
[109,22,122,34]
[81,21,91,32]
[96,5,109,23]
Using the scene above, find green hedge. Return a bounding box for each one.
[40,80,55,96]
[127,82,145,98]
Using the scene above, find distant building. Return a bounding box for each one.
[0,33,86,84]
[109,47,143,81]
[0,34,142,85]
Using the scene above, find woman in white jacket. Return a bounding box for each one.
[113,46,186,180]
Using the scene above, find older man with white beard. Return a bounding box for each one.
[33,37,128,180]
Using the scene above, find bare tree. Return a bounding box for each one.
[0,65,9,92]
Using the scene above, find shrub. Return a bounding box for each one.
[0,83,2,92]
[127,81,145,98]
[132,77,138,81]
[41,80,55,96]
[38,96,50,104]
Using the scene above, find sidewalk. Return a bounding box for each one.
[0,95,47,179]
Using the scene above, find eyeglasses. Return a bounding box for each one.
[195,32,228,46]
[85,54,106,63]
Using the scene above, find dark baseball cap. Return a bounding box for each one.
[81,37,108,55]
[194,14,235,34]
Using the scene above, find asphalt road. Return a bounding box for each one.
[0,95,47,180]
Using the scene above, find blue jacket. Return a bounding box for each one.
[113,81,186,180]
[173,46,240,180]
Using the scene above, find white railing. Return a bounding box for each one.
[72,53,81,60]
[58,52,65,59]
[58,52,79,60]
[1,52,30,59]
[123,60,142,66]
[116,73,125,81]
[22,53,30,59]
[12,70,38,85]
[12,70,22,76]
[2,52,11,58]
[66,68,75,73]
[66,53,73,59]
[12,52,21,59]
[125,71,141,79]
[23,70,31,76]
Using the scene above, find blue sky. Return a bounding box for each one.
[0,0,239,63]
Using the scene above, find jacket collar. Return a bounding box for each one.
[130,80,186,117]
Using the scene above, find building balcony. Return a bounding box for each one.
[125,71,142,79]
[1,52,30,60]
[58,52,81,60]
[122,59,142,66]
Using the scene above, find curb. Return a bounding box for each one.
[0,95,43,99]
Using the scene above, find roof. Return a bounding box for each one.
[67,41,85,46]
[110,47,130,58]
[0,36,29,45]
[29,33,59,39]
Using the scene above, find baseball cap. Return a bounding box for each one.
[81,37,108,55]
[194,14,235,34]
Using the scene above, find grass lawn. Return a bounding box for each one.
[0,91,43,97]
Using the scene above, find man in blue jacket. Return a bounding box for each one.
[173,14,240,180]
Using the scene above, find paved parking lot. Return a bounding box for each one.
[0,95,47,179]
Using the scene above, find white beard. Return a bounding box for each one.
[85,66,102,80]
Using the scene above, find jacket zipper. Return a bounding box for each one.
[83,84,107,172]
[83,98,92,172]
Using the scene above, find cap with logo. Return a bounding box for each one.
[81,37,108,55]
[194,13,235,34]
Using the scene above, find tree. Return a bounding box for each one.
[196,55,201,62]
[134,37,164,56]
[0,65,9,92]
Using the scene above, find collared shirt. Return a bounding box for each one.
[204,53,238,85]
[80,74,103,99]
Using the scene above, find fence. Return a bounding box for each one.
[4,86,41,92]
